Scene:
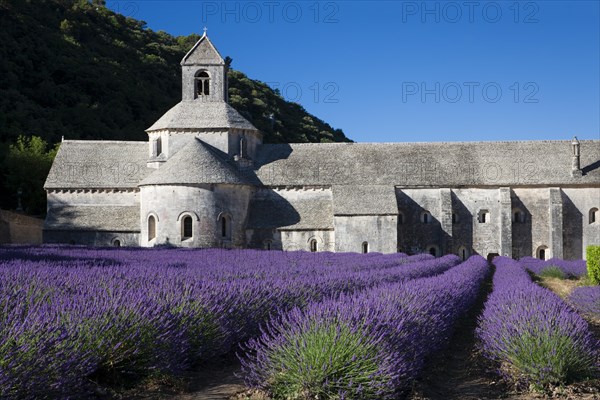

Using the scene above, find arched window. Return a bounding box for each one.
[458,246,468,261]
[112,238,122,247]
[452,213,459,224]
[309,239,318,252]
[148,217,156,241]
[428,246,437,257]
[362,242,369,254]
[478,209,490,224]
[264,240,272,250]
[239,137,247,158]
[512,209,524,223]
[195,70,210,97]
[514,211,521,223]
[182,215,193,240]
[590,208,599,224]
[421,211,431,224]
[148,215,156,241]
[398,212,405,225]
[536,245,548,260]
[219,214,231,240]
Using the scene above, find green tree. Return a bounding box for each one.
[3,136,58,215]
[587,245,600,284]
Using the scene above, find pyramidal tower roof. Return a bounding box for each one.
[146,102,257,131]
[139,138,251,186]
[181,32,224,65]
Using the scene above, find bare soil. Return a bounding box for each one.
[115,356,245,400]
[537,276,581,300]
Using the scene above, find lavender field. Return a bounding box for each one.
[477,257,598,389]
[0,246,598,399]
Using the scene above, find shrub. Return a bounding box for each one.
[259,321,393,400]
[569,286,600,319]
[587,245,600,284]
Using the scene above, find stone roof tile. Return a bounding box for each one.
[181,34,224,65]
[247,190,333,230]
[147,101,257,131]
[254,140,600,187]
[139,138,252,186]
[44,141,153,190]
[45,206,139,232]
[332,185,397,215]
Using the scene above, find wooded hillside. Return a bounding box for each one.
[0,0,351,213]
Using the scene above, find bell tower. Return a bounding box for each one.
[180,32,228,102]
[146,32,261,168]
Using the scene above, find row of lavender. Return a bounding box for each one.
[569,286,600,320]
[519,254,600,329]
[518,256,588,278]
[477,257,599,389]
[0,246,459,399]
[239,256,490,399]
[519,257,600,320]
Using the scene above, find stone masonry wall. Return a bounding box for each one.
[512,188,551,258]
[562,187,600,259]
[334,215,397,253]
[140,183,253,248]
[0,210,43,244]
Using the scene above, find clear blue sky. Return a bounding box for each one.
[107,0,599,143]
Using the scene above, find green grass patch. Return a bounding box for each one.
[539,266,567,280]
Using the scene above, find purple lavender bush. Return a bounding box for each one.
[569,286,600,319]
[240,256,489,399]
[477,257,598,389]
[0,246,456,399]
[519,256,587,278]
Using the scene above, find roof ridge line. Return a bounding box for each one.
[261,139,599,146]
[62,140,145,144]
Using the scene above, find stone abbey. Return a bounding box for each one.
[44,34,600,259]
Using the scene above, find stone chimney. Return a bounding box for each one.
[571,136,582,177]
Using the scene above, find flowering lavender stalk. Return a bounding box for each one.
[240,256,489,399]
[519,256,587,278]
[569,286,600,319]
[477,257,598,389]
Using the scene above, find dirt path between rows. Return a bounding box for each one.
[171,362,244,400]
[406,275,515,400]
[122,356,244,400]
